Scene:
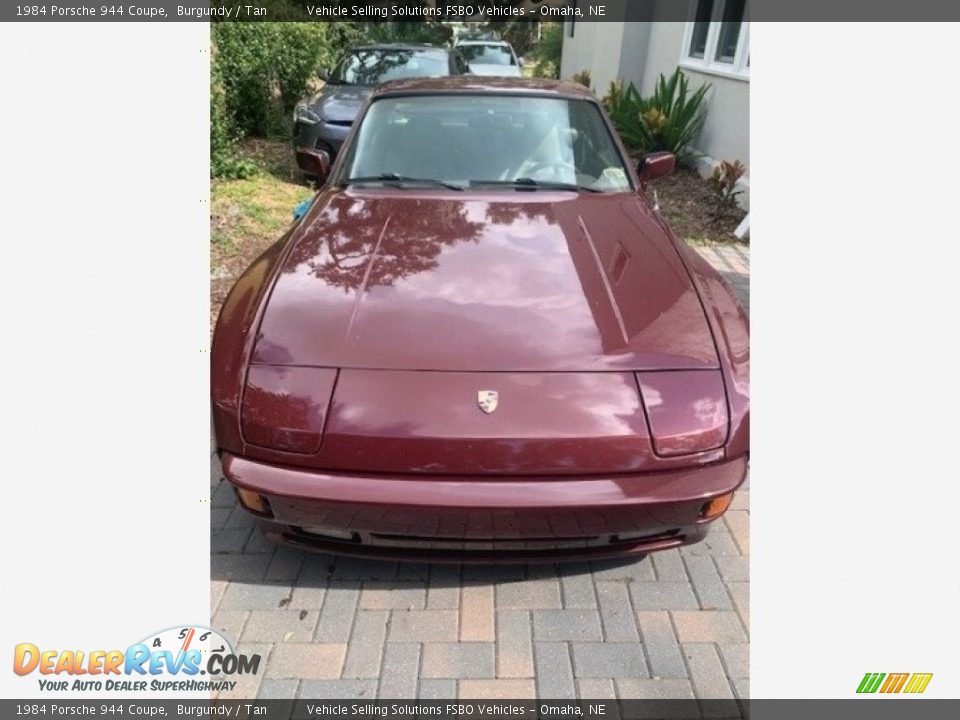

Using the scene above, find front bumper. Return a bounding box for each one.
[221,453,747,563]
[292,119,351,159]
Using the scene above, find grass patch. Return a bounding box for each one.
[211,172,313,260]
[210,139,314,329]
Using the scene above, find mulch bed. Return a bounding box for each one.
[649,166,747,244]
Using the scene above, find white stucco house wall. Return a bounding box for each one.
[560,6,749,206]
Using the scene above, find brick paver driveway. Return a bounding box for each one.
[210,242,749,701]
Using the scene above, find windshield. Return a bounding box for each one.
[337,95,632,193]
[459,44,515,66]
[329,49,450,86]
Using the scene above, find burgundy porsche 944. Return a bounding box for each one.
[212,77,749,563]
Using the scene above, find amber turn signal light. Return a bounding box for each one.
[699,493,734,520]
[236,487,273,518]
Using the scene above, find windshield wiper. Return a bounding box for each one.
[339,173,465,191]
[471,178,602,193]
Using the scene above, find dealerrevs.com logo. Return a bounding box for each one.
[13,626,260,693]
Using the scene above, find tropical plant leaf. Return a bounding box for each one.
[601,68,711,159]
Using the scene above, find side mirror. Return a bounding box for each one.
[295,149,331,183]
[318,68,330,82]
[638,152,676,182]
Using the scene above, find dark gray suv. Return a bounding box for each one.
[293,44,469,167]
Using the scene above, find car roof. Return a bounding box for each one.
[372,76,598,100]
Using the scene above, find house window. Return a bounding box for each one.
[681,0,749,80]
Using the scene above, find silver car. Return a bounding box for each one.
[292,44,469,172]
[454,40,522,78]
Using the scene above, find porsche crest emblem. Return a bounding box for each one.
[477,390,499,414]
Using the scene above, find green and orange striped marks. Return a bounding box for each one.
[857,672,933,694]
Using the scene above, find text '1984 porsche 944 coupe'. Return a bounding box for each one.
[212,77,749,563]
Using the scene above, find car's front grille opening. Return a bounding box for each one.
[286,526,684,553]
[293,525,361,543]
[614,528,681,543]
[370,533,605,551]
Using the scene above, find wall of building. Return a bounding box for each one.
[559,21,627,92]
[559,20,749,169]
[640,21,750,169]
[614,22,652,98]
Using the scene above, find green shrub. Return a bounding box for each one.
[212,23,332,140]
[365,21,451,46]
[530,22,563,79]
[210,43,257,180]
[211,22,351,177]
[570,69,591,89]
[603,68,710,159]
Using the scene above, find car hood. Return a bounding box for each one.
[306,84,373,124]
[253,190,719,372]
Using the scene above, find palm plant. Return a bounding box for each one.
[603,80,646,154]
[602,69,711,160]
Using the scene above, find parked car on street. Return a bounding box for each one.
[454,40,522,77]
[292,44,469,167]
[213,77,749,563]
[454,29,499,43]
